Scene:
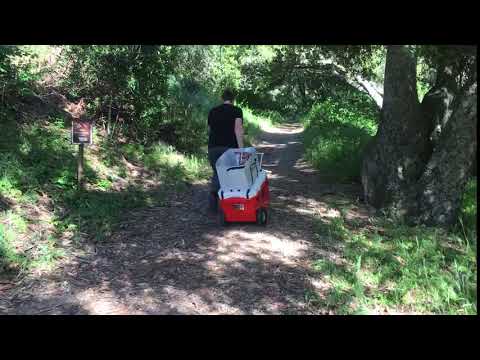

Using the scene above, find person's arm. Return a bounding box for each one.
[234,117,244,148]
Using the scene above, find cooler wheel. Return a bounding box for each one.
[218,208,228,226]
[256,208,268,226]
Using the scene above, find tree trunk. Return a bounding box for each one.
[361,45,431,216]
[415,80,477,226]
[362,45,477,227]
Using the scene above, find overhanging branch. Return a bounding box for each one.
[292,61,384,108]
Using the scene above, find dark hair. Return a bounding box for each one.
[222,89,235,102]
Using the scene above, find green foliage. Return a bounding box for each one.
[311,212,477,315]
[416,45,477,90]
[302,89,379,181]
[238,45,386,116]
[163,76,214,152]
[0,45,41,105]
[0,115,93,202]
[59,46,176,143]
[320,45,386,82]
[57,45,251,152]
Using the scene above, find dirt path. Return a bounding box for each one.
[1,122,370,315]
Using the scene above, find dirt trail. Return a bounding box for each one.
[1,122,370,315]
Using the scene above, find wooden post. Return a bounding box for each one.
[78,143,84,190]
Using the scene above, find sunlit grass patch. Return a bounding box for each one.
[1,212,64,274]
[242,106,275,146]
[143,143,211,184]
[310,207,477,315]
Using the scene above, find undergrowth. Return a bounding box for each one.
[309,181,477,315]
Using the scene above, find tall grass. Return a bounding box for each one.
[310,186,477,315]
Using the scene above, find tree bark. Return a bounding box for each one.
[361,45,431,215]
[362,45,477,227]
[415,80,477,226]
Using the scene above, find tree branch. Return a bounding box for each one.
[291,62,384,108]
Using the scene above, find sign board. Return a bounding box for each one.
[71,119,93,144]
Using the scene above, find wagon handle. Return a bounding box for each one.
[257,152,264,168]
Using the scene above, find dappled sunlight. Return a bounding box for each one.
[256,142,288,149]
[1,117,362,315]
[204,229,309,266]
[294,160,319,174]
[74,288,134,315]
[159,285,242,314]
[274,193,342,220]
[260,124,304,135]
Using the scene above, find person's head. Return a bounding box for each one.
[222,89,235,103]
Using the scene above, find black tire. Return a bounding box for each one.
[256,208,268,226]
[218,208,228,226]
[208,191,218,213]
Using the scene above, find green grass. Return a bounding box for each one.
[143,143,211,185]
[0,113,84,272]
[0,220,29,273]
[310,199,477,315]
[302,90,379,182]
[457,178,477,238]
[106,141,211,188]
[0,211,64,274]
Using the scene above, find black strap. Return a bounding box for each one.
[226,166,245,172]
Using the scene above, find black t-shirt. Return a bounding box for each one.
[208,103,243,148]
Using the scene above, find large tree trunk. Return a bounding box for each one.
[361,45,432,216]
[415,80,477,226]
[362,45,477,227]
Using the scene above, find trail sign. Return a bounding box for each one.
[71,118,93,190]
[72,119,93,144]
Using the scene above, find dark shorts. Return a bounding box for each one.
[208,146,229,192]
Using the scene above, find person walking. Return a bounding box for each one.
[207,89,245,213]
